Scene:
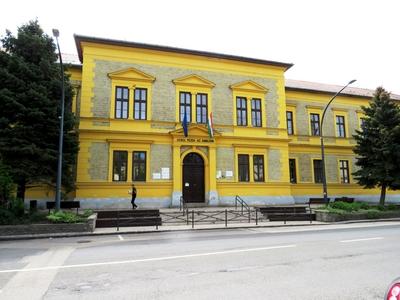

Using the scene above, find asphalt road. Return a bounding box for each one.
[0,222,399,300]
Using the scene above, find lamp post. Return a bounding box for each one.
[320,79,356,203]
[53,28,65,211]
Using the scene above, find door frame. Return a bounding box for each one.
[181,148,209,203]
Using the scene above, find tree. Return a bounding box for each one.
[0,20,79,200]
[353,87,400,205]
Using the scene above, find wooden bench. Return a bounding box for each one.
[334,197,355,203]
[95,209,162,229]
[308,198,330,212]
[46,201,80,214]
[258,205,312,223]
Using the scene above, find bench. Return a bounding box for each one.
[308,198,330,212]
[95,209,162,229]
[258,205,312,223]
[46,201,80,214]
[334,197,355,203]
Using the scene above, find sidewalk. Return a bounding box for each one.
[1,218,400,241]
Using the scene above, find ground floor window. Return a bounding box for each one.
[113,151,128,181]
[313,159,323,183]
[339,160,350,183]
[253,155,264,182]
[289,159,297,183]
[133,151,146,181]
[238,154,250,182]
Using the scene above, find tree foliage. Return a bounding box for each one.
[0,20,79,200]
[353,87,400,205]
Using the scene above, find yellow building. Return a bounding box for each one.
[29,35,400,208]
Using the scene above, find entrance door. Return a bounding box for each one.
[183,153,205,203]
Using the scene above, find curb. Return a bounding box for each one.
[1,218,400,241]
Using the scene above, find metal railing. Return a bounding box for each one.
[235,195,251,214]
[179,196,186,212]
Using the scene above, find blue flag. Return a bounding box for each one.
[182,109,188,137]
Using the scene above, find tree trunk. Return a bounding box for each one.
[379,182,387,206]
[16,178,26,200]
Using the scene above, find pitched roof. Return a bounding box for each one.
[286,79,400,101]
[73,34,293,71]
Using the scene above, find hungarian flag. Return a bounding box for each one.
[206,112,214,138]
[182,109,188,137]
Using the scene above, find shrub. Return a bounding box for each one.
[366,210,380,219]
[8,198,25,217]
[0,208,15,225]
[0,161,14,206]
[387,204,399,211]
[46,211,84,223]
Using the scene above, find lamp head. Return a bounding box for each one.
[348,79,357,85]
[52,29,60,38]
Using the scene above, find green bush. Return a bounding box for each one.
[46,211,84,223]
[366,210,380,219]
[328,201,372,212]
[0,208,15,225]
[387,204,399,211]
[8,198,25,217]
[81,209,93,218]
[0,160,14,206]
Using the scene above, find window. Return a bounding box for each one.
[134,88,147,120]
[286,111,294,135]
[339,160,350,183]
[115,87,129,119]
[238,154,249,182]
[236,97,247,126]
[289,159,297,183]
[310,113,320,136]
[336,115,346,137]
[251,98,262,127]
[253,155,264,182]
[133,151,146,181]
[113,151,128,181]
[196,93,208,124]
[180,92,192,122]
[313,159,323,183]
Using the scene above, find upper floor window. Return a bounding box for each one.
[310,113,320,136]
[336,115,346,137]
[339,160,350,183]
[115,87,129,119]
[238,154,250,182]
[180,92,192,123]
[196,94,208,124]
[134,88,147,120]
[313,159,323,183]
[113,151,128,181]
[236,97,247,126]
[133,151,146,181]
[251,99,262,127]
[289,158,297,183]
[287,111,294,135]
[253,155,264,182]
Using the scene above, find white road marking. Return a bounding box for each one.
[0,247,74,300]
[118,235,124,241]
[340,237,384,243]
[0,244,296,274]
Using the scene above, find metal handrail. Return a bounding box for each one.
[179,196,186,212]
[235,195,251,215]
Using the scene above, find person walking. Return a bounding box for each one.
[129,184,137,209]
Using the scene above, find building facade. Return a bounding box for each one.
[27,35,400,208]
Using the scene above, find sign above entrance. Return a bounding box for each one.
[176,137,215,143]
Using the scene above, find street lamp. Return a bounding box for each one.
[53,28,65,211]
[320,79,356,203]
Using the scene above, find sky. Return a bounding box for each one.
[1,0,399,94]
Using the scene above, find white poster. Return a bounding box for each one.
[225,171,233,177]
[161,168,170,179]
[216,170,222,179]
[153,173,161,179]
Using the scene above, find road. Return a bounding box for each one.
[0,222,399,299]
